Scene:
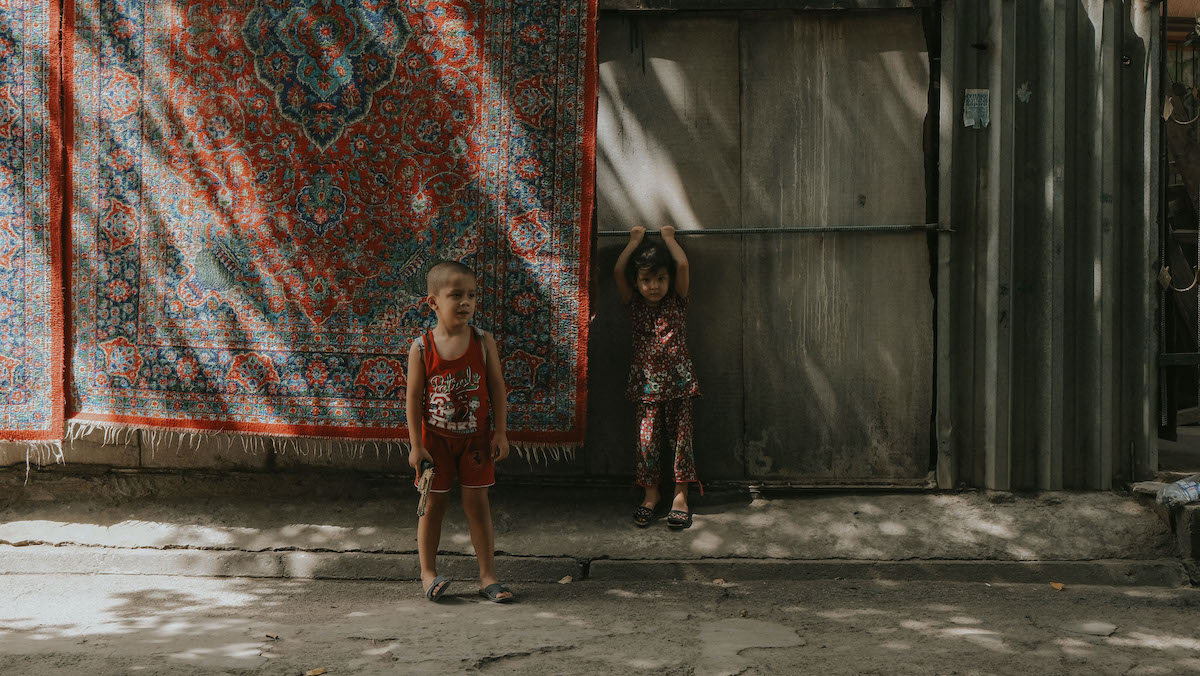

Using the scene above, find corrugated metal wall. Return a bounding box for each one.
[937,0,1160,490]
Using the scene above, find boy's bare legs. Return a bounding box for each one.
[461,486,513,600]
[418,492,449,594]
[672,482,689,513]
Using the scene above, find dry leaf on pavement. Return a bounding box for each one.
[558,576,573,584]
[305,668,327,676]
[1049,582,1065,591]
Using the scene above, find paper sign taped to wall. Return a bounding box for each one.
[964,89,990,129]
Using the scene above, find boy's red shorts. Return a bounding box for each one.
[415,429,494,493]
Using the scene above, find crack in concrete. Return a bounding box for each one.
[468,644,577,670]
[0,539,594,560]
[1,542,1184,571]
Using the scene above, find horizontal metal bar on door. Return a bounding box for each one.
[596,223,948,236]
[1160,353,1200,366]
[598,0,930,10]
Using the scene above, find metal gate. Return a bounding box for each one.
[586,9,935,484]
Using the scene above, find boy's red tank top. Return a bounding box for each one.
[418,327,490,438]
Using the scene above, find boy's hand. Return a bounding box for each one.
[408,445,433,472]
[491,431,510,462]
[629,226,646,244]
[660,225,676,239]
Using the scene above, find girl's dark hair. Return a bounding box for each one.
[626,239,675,286]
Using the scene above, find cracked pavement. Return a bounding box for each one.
[2,575,1199,675]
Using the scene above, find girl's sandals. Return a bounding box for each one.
[633,505,655,527]
[666,509,692,529]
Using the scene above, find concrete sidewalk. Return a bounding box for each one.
[0,468,1188,586]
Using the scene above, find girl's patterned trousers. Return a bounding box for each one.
[635,398,698,487]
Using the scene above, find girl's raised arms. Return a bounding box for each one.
[613,226,645,305]
[660,226,689,299]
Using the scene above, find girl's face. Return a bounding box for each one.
[635,266,670,305]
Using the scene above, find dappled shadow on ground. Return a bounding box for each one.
[0,578,1198,674]
[0,576,601,673]
[754,585,1200,674]
[0,576,278,671]
[0,487,1174,562]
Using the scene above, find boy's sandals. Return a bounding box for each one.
[424,575,451,602]
[666,509,692,529]
[479,583,515,603]
[632,505,655,527]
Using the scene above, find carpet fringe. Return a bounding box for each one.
[513,443,577,464]
[65,419,408,461]
[2,441,66,484]
[63,420,579,465]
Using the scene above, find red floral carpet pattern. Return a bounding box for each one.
[66,0,595,444]
[0,0,63,441]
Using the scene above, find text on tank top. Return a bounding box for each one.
[419,327,490,436]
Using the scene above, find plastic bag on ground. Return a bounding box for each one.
[1156,473,1200,508]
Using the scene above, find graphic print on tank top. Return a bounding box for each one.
[427,367,482,434]
[418,327,490,436]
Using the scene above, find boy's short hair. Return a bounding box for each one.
[627,240,674,286]
[427,260,475,294]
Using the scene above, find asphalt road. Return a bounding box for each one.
[2,575,1199,675]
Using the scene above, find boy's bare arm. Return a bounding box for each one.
[613,226,646,305]
[660,225,689,298]
[405,346,431,471]
[482,331,509,461]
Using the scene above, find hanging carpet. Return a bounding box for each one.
[57,0,595,450]
[0,0,64,443]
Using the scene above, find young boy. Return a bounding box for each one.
[406,260,513,603]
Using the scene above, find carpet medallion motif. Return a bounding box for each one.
[67,0,595,444]
[242,0,413,150]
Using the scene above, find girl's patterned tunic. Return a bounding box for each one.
[626,292,701,402]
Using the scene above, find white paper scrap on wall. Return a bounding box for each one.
[964,89,990,129]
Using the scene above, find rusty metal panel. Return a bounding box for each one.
[738,11,932,482]
[597,14,741,231]
[586,238,746,480]
[740,12,930,228]
[742,233,932,481]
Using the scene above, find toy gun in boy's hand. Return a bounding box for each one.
[416,459,436,517]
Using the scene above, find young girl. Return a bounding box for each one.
[614,225,701,529]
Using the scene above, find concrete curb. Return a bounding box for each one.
[0,546,580,582]
[0,545,1188,587]
[589,558,1191,587]
[1177,504,1200,560]
[1131,488,1199,581]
